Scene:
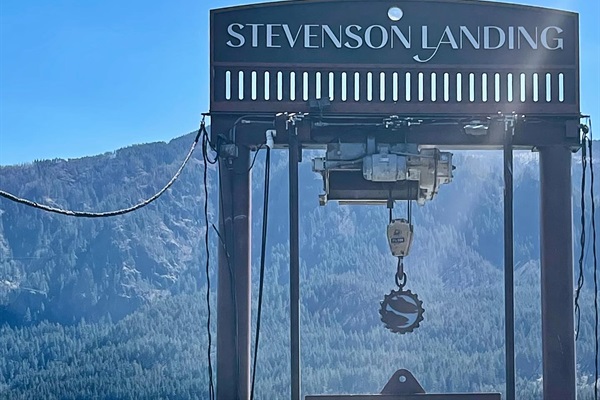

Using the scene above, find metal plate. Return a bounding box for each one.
[305,395,501,400]
[211,0,579,117]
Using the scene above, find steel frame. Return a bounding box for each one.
[210,1,581,399]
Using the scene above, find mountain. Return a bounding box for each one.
[0,134,597,399]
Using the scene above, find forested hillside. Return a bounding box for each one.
[0,133,597,399]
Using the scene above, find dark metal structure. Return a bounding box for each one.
[210,1,581,399]
[306,369,501,399]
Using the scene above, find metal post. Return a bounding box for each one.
[217,148,252,400]
[503,127,515,400]
[539,146,575,400]
[289,123,301,400]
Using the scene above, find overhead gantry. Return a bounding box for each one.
[209,1,581,399]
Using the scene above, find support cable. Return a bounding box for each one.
[250,146,271,400]
[0,129,203,218]
[575,131,587,340]
[245,144,265,174]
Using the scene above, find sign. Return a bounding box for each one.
[210,0,579,116]
[212,0,577,66]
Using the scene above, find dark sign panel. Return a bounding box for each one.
[210,0,579,116]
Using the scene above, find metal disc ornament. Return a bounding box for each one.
[379,289,424,334]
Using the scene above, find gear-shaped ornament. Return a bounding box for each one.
[379,289,424,334]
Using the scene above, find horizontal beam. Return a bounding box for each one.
[209,114,580,150]
[306,394,500,400]
[211,101,579,117]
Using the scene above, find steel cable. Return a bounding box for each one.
[0,129,203,218]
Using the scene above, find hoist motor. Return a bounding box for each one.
[312,137,453,205]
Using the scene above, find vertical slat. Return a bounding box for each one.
[558,73,565,103]
[443,72,451,102]
[430,72,439,102]
[232,69,241,100]
[495,73,502,103]
[532,73,540,103]
[251,71,257,101]
[404,72,411,102]
[562,71,575,104]
[519,73,527,103]
[338,71,346,102]
[365,71,372,101]
[506,73,514,103]
[469,73,476,103]
[290,71,297,101]
[315,71,322,100]
[542,72,551,103]
[269,70,278,102]
[328,72,336,101]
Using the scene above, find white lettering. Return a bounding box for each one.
[365,25,388,49]
[508,26,515,49]
[518,26,538,49]
[442,27,459,49]
[322,25,343,48]
[541,26,563,50]
[304,24,319,48]
[484,26,506,49]
[282,24,303,47]
[421,26,435,50]
[344,25,363,49]
[222,22,567,62]
[226,23,245,47]
[414,26,458,63]
[266,24,281,48]
[248,24,264,47]
[391,26,411,49]
[459,26,480,49]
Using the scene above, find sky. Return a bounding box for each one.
[0,0,598,165]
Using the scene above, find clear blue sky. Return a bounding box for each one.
[0,0,598,165]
